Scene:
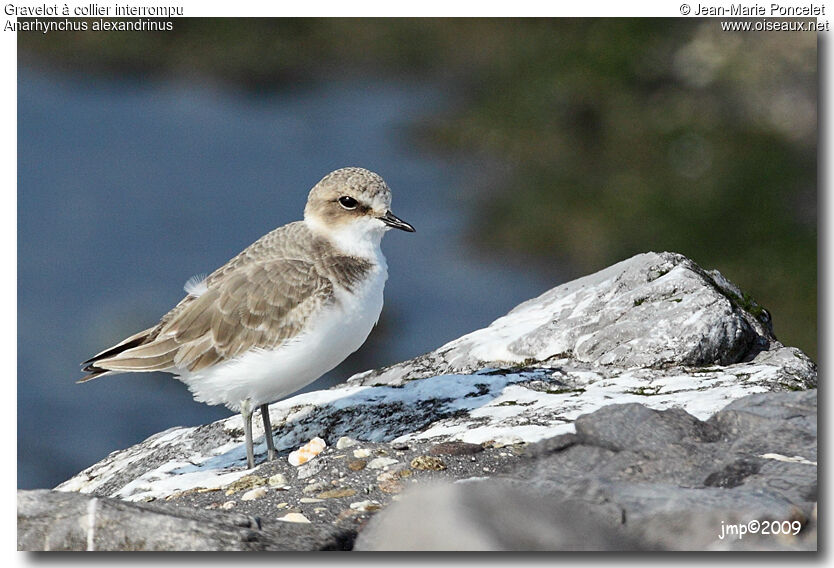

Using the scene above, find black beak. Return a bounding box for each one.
[379,210,415,232]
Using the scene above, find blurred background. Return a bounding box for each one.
[18,19,816,489]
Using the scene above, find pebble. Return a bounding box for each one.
[277,502,289,509]
[367,457,399,470]
[268,473,289,487]
[392,441,411,451]
[241,487,267,501]
[348,459,367,471]
[376,469,410,494]
[278,513,311,524]
[336,436,358,449]
[296,459,325,480]
[353,448,371,458]
[317,488,357,499]
[429,441,484,456]
[220,501,236,510]
[302,481,328,495]
[350,500,381,512]
[299,497,324,503]
[224,475,267,495]
[377,468,412,482]
[410,455,447,471]
[378,480,404,494]
[288,437,327,466]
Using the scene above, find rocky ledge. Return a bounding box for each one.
[18,252,817,551]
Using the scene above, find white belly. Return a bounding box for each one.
[176,265,387,412]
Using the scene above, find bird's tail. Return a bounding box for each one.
[78,326,168,383]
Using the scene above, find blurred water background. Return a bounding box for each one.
[18,19,816,489]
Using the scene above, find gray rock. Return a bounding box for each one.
[358,390,816,551]
[434,252,773,371]
[512,390,817,550]
[27,252,815,551]
[17,489,353,551]
[354,480,645,551]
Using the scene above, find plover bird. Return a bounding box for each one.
[80,167,414,468]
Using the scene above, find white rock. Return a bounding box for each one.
[268,473,288,487]
[277,513,311,524]
[336,436,358,449]
[296,459,325,480]
[288,437,327,467]
[353,449,371,458]
[367,457,399,470]
[350,500,381,512]
[240,487,267,501]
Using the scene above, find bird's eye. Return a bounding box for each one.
[338,196,358,210]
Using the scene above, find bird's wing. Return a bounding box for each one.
[82,258,334,376]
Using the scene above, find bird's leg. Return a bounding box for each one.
[241,399,255,469]
[260,404,277,461]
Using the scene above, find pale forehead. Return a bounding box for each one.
[310,167,392,208]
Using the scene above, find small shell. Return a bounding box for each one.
[288,437,327,466]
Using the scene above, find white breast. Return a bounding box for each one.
[175,260,388,412]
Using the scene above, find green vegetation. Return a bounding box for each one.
[19,18,816,359]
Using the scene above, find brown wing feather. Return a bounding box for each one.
[81,258,333,380]
[78,222,373,383]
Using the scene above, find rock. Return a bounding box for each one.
[267,473,288,487]
[301,481,328,495]
[377,469,412,494]
[277,513,311,524]
[33,252,815,551]
[17,489,352,551]
[511,390,817,550]
[295,459,325,480]
[316,488,357,500]
[347,459,367,471]
[350,500,381,513]
[367,457,399,470]
[358,390,816,551]
[410,456,447,471]
[354,481,643,551]
[336,436,358,450]
[224,475,267,495]
[436,252,773,370]
[288,437,326,466]
[240,487,267,501]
